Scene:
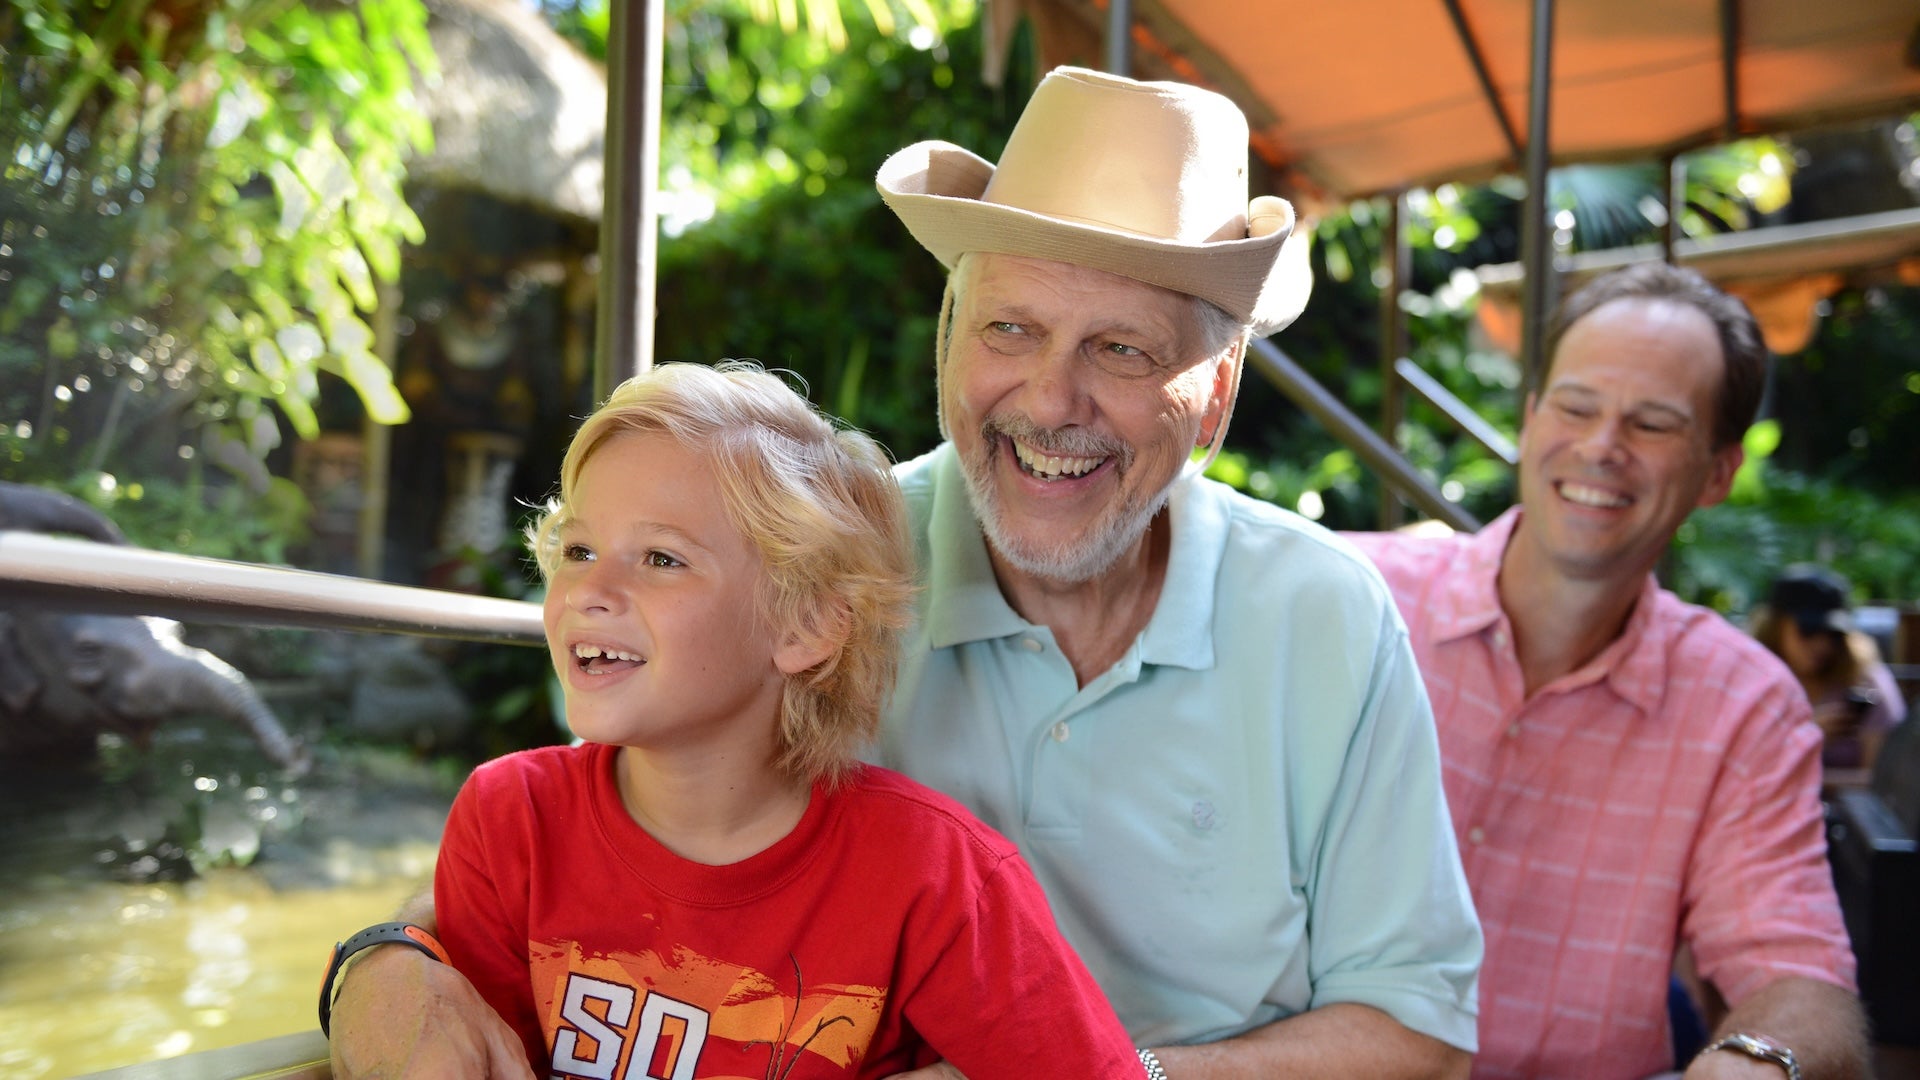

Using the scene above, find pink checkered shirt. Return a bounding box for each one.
[1347,510,1855,1080]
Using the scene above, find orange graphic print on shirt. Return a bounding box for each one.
[531,938,890,1079]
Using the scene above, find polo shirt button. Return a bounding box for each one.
[1021,637,1043,653]
[1468,826,1486,845]
[1050,721,1070,743]
[1491,629,1507,648]
[1505,723,1521,739]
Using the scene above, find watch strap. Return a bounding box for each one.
[317,921,450,1037]
[1699,1031,1801,1080]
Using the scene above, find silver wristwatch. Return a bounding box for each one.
[1699,1032,1800,1080]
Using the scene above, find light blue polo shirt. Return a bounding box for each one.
[878,443,1481,1051]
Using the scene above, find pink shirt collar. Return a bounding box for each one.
[1440,506,1675,716]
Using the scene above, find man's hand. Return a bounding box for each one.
[328,942,534,1080]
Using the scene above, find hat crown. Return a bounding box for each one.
[1770,564,1849,614]
[873,65,1313,336]
[982,67,1250,245]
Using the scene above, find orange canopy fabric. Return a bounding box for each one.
[994,0,1920,209]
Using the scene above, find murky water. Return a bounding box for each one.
[0,730,462,1078]
[0,870,423,1077]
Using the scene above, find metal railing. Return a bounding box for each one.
[1394,357,1519,467]
[1249,339,1482,532]
[0,531,543,645]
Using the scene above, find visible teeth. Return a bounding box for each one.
[1013,440,1102,480]
[1559,482,1630,509]
[573,644,641,662]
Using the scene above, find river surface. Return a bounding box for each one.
[0,730,462,1078]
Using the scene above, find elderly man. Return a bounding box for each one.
[325,67,1482,1079]
[1346,263,1868,1080]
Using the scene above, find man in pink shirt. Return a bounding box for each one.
[1347,263,1867,1080]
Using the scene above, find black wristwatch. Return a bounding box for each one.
[1698,1032,1800,1080]
[317,921,450,1037]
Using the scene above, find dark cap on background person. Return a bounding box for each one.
[1768,564,1855,635]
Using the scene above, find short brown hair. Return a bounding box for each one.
[528,362,915,787]
[1543,263,1766,450]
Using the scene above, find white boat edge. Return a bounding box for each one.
[75,1030,331,1079]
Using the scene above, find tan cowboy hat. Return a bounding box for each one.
[876,66,1312,337]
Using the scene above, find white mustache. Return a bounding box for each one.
[980,414,1131,468]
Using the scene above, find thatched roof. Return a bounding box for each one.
[410,0,606,223]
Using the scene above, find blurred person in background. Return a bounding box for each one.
[1752,563,1908,775]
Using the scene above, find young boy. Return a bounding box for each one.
[432,362,1141,1078]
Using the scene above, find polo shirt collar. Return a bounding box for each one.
[922,444,1029,649]
[1136,474,1221,670]
[917,444,1220,671]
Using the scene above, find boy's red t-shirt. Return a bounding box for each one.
[435,742,1140,1078]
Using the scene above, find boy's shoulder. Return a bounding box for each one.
[835,764,1019,866]
[464,742,599,799]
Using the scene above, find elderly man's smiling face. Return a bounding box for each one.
[942,253,1235,583]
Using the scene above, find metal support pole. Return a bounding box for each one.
[1395,358,1518,466]
[1106,0,1132,76]
[594,0,666,402]
[1517,0,1556,403]
[1663,155,1684,264]
[1378,191,1411,528]
[1719,0,1741,140]
[1441,0,1525,163]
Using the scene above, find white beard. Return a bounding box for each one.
[957,418,1173,584]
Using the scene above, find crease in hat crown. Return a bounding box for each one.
[876,66,1312,337]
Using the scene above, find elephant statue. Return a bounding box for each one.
[0,480,129,543]
[0,481,311,774]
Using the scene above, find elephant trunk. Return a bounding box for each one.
[0,481,129,544]
[146,626,311,776]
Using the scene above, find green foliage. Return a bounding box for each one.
[1771,284,1920,487]
[1542,141,1791,250]
[1236,132,1843,549]
[1204,446,1371,526]
[641,0,1025,460]
[1,0,434,502]
[533,0,609,59]
[1672,419,1920,613]
[22,463,313,563]
[1221,193,1524,531]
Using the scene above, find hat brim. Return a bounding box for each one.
[1790,608,1855,636]
[878,141,1311,337]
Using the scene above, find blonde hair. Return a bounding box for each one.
[528,361,915,787]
